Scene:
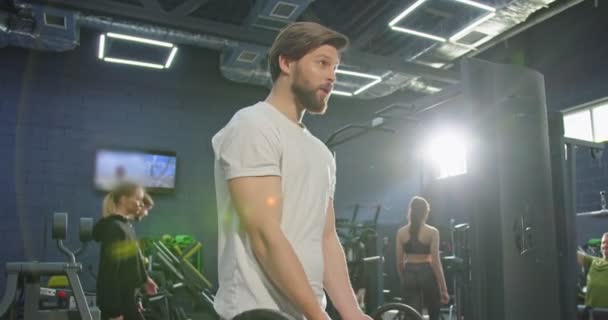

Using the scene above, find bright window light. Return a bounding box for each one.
[592,104,608,142]
[334,69,382,97]
[107,32,174,48]
[103,57,165,69]
[450,0,496,12]
[389,0,428,26]
[390,26,447,42]
[564,110,593,141]
[450,12,496,42]
[564,109,593,141]
[98,34,105,59]
[424,130,468,179]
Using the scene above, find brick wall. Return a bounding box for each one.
[0,30,417,294]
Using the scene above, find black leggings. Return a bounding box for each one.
[401,262,440,320]
[101,289,145,320]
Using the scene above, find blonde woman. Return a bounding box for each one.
[93,183,157,320]
[103,190,153,221]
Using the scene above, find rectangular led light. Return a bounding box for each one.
[389,0,428,26]
[426,86,442,93]
[165,47,178,68]
[450,0,496,12]
[449,40,479,51]
[471,34,494,47]
[449,12,496,42]
[104,57,165,69]
[354,78,382,95]
[390,26,447,42]
[336,69,381,80]
[334,69,383,96]
[331,90,353,97]
[98,34,105,59]
[107,32,174,48]
[99,33,178,70]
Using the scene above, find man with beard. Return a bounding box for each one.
[212,22,371,320]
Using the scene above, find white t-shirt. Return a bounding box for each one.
[211,101,336,319]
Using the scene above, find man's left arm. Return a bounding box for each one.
[323,200,372,320]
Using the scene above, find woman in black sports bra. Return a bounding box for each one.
[395,196,448,320]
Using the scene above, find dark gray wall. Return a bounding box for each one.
[0,30,422,294]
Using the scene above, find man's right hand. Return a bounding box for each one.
[109,316,123,320]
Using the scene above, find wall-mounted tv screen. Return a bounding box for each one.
[94,148,177,192]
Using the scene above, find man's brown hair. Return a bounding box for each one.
[268,22,349,82]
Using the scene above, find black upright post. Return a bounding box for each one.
[462,58,562,320]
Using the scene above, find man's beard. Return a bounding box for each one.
[291,70,327,114]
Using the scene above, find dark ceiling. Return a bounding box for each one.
[13,0,608,108]
[32,0,504,60]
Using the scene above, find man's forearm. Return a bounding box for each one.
[253,229,326,320]
[323,233,360,318]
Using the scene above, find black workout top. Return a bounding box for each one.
[403,236,431,255]
[93,215,148,318]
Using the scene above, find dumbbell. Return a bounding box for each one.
[233,309,297,320]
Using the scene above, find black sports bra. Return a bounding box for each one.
[403,236,431,255]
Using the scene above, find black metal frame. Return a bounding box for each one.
[324,84,462,150]
[0,213,99,320]
[563,137,605,319]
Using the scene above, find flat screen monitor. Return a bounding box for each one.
[94,148,177,192]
